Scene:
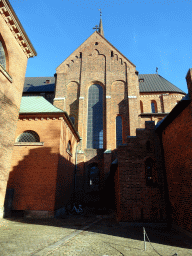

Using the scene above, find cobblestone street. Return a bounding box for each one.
[0,215,192,256]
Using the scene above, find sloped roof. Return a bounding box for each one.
[19,96,63,113]
[23,77,55,93]
[139,74,185,94]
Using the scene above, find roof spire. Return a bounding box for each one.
[98,9,104,37]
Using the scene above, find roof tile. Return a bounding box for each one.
[20,96,63,113]
[139,74,185,94]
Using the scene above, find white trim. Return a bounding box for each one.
[106,96,111,99]
[128,96,137,98]
[14,142,44,146]
[54,97,65,100]
[0,64,12,83]
[79,97,84,99]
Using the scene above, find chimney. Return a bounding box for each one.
[46,79,50,84]
[185,69,192,99]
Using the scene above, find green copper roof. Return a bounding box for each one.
[20,96,63,113]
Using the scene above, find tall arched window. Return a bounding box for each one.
[87,84,103,149]
[0,41,6,69]
[16,130,40,142]
[116,115,123,147]
[151,100,157,113]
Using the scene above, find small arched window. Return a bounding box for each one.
[16,130,40,142]
[145,158,154,186]
[0,41,6,70]
[88,163,100,191]
[151,100,157,113]
[140,100,143,113]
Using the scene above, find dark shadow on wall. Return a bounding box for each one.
[3,148,192,251]
[0,91,20,203]
[74,149,117,213]
[4,147,75,218]
[118,99,129,140]
[3,145,192,250]
[69,99,79,131]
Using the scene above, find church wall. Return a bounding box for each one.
[55,32,140,154]
[7,116,78,217]
[116,121,166,222]
[162,93,184,113]
[55,117,78,210]
[0,14,29,217]
[139,92,185,128]
[161,101,192,232]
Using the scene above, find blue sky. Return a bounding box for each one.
[10,0,192,93]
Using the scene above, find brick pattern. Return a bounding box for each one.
[162,101,192,232]
[7,116,78,214]
[0,14,29,216]
[54,32,139,155]
[116,122,167,222]
[139,92,185,128]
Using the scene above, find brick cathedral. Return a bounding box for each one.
[1,1,192,234]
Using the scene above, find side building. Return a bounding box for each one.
[6,96,80,218]
[0,0,36,218]
[155,69,192,233]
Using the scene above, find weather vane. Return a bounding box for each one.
[93,9,102,32]
[98,8,102,17]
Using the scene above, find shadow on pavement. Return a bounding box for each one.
[4,210,192,252]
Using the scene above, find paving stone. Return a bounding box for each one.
[0,216,192,256]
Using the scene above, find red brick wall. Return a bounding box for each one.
[116,122,166,221]
[162,101,192,232]
[0,14,29,215]
[55,118,78,209]
[8,116,78,215]
[54,32,140,154]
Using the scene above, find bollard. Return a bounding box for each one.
[143,227,146,251]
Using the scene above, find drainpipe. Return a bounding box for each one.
[73,137,82,204]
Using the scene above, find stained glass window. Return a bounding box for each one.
[116,116,123,147]
[87,84,103,149]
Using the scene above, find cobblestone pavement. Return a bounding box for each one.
[0,215,192,256]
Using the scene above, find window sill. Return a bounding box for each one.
[0,65,12,83]
[140,113,169,117]
[14,142,44,146]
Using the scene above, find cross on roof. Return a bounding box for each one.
[93,25,99,31]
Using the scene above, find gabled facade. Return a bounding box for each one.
[52,27,185,216]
